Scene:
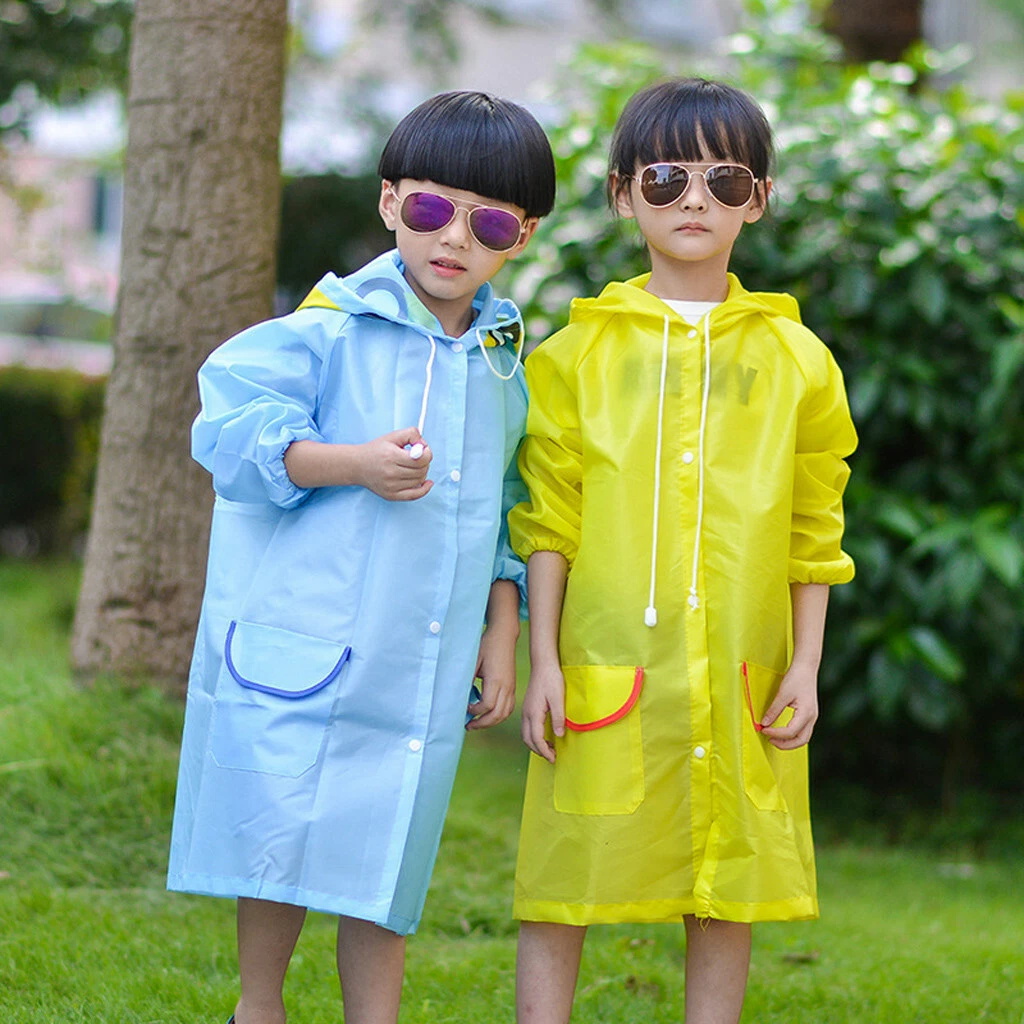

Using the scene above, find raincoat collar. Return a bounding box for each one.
[297,248,521,347]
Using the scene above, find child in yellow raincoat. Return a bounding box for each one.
[509,78,857,1024]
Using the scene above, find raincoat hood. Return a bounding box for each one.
[567,271,801,332]
[296,248,523,346]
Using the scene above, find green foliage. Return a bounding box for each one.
[0,0,132,134]
[0,367,105,553]
[277,173,393,309]
[507,21,1024,802]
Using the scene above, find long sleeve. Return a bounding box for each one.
[191,313,332,509]
[492,445,529,614]
[508,343,583,566]
[789,347,857,584]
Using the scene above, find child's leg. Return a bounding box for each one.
[234,897,307,1024]
[516,921,587,1024]
[335,915,406,1024]
[683,916,751,1024]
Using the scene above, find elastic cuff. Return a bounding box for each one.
[261,428,325,509]
[788,554,855,586]
[493,557,529,617]
[513,537,578,567]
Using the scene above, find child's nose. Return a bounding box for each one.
[679,174,709,211]
[438,208,472,248]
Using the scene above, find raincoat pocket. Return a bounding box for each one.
[553,665,644,816]
[210,620,352,778]
[741,661,791,812]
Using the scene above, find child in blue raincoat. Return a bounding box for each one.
[167,91,555,1024]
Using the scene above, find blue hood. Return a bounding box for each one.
[297,249,521,345]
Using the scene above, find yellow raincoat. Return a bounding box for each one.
[508,272,856,925]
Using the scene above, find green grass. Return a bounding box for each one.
[1,560,1023,1023]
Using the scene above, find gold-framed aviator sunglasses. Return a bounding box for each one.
[631,163,759,210]
[388,187,527,253]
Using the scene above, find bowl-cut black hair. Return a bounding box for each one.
[378,91,556,219]
[609,78,774,200]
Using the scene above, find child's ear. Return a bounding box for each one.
[610,173,636,219]
[505,217,540,260]
[745,177,772,224]
[379,180,398,231]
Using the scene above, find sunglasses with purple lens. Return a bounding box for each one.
[391,187,526,252]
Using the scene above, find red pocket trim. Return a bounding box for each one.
[564,666,645,732]
[742,661,765,732]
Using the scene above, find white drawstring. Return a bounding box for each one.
[645,316,670,628]
[688,314,712,610]
[409,335,437,460]
[477,325,524,380]
[645,312,712,626]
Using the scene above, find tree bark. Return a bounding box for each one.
[825,0,923,62]
[71,0,287,692]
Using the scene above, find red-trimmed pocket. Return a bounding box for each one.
[565,666,644,731]
[741,661,792,812]
[553,665,645,815]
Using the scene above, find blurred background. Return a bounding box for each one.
[1,0,1023,847]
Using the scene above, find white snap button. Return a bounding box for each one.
[451,469,461,482]
[429,620,441,634]
[694,745,706,759]
[408,739,422,752]
[682,451,694,465]
[452,342,464,353]
[688,329,698,340]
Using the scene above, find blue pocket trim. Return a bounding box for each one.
[224,620,352,698]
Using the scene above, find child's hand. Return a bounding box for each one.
[466,626,517,730]
[521,662,565,764]
[759,660,819,750]
[355,427,433,501]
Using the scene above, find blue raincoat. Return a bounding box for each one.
[167,250,527,935]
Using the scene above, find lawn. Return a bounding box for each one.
[1,560,1022,1023]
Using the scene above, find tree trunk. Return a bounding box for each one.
[71,0,287,692]
[825,0,923,62]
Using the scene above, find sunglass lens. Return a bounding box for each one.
[468,207,523,252]
[705,166,755,208]
[401,191,456,233]
[640,164,689,207]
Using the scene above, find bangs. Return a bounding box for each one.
[634,113,759,173]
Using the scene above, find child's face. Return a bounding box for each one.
[612,157,772,280]
[379,179,538,336]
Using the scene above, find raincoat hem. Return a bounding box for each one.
[513,895,819,925]
[166,873,420,935]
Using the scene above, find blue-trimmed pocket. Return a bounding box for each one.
[210,620,352,777]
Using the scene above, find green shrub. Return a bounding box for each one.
[507,15,1024,805]
[277,173,393,310]
[0,367,105,554]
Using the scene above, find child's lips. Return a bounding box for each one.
[430,258,467,277]
[677,222,709,233]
